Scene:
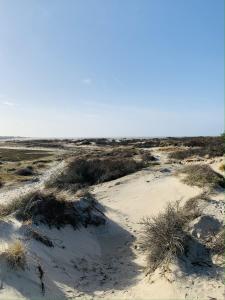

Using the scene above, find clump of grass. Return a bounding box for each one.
[140,151,156,163]
[179,165,225,189]
[219,163,225,172]
[14,192,81,229]
[3,240,26,270]
[169,144,224,160]
[46,158,144,191]
[182,192,209,218]
[0,179,3,188]
[141,202,191,273]
[15,167,34,176]
[105,147,138,158]
[0,191,106,229]
[208,227,225,255]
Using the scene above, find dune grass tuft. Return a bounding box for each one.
[46,157,144,191]
[179,164,225,189]
[0,190,106,229]
[3,240,26,270]
[141,201,193,273]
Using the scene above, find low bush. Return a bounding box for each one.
[3,240,26,270]
[219,163,225,172]
[141,202,191,273]
[179,165,225,189]
[0,191,106,229]
[140,151,157,163]
[208,227,224,255]
[182,192,209,217]
[169,144,224,160]
[46,158,144,191]
[15,167,34,176]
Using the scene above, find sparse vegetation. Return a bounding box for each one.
[0,148,53,162]
[169,145,224,160]
[219,163,225,172]
[182,192,209,217]
[0,191,105,229]
[3,240,26,270]
[179,165,225,189]
[141,201,192,273]
[15,167,34,176]
[46,157,145,191]
[208,227,225,255]
[140,151,157,163]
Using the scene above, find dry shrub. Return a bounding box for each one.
[105,147,138,158]
[182,192,209,218]
[179,164,225,189]
[46,158,144,191]
[3,240,26,270]
[169,144,224,160]
[219,163,225,172]
[140,151,156,163]
[0,191,105,229]
[15,167,34,176]
[208,227,225,255]
[141,202,191,273]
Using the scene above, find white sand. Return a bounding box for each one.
[0,152,224,299]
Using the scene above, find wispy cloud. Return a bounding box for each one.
[82,78,92,85]
[0,95,16,107]
[2,101,15,107]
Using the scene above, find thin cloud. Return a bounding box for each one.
[82,78,92,85]
[0,95,17,107]
[2,101,15,107]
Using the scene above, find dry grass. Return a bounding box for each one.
[140,197,222,274]
[182,192,209,217]
[3,240,26,270]
[0,148,52,162]
[0,190,106,229]
[1,191,81,229]
[46,157,144,191]
[169,144,224,160]
[219,163,225,172]
[141,201,192,273]
[208,227,225,255]
[140,151,157,163]
[179,164,225,189]
[15,167,34,176]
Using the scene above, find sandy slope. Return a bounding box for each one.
[0,153,224,300]
[0,161,65,205]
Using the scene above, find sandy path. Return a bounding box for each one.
[87,159,201,299]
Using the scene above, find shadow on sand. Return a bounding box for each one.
[0,216,141,299]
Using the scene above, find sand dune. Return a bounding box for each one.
[0,150,224,299]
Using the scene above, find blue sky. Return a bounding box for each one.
[0,0,224,137]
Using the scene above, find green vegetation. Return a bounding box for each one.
[0,148,53,162]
